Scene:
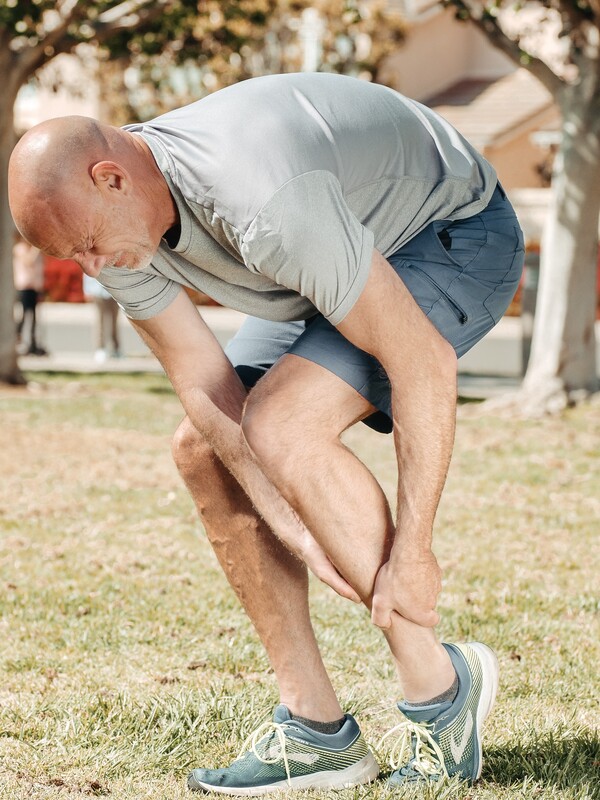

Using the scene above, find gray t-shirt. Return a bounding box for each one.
[99,72,496,325]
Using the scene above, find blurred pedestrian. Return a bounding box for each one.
[13,233,48,356]
[83,274,121,362]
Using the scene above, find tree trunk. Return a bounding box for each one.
[519,92,600,414]
[0,85,25,385]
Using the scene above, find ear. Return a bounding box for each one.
[90,161,131,195]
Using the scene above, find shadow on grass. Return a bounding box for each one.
[483,726,600,797]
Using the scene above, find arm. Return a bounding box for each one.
[131,290,360,603]
[337,249,458,628]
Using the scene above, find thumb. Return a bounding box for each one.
[371,601,392,630]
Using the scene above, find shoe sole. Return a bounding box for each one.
[468,641,499,781]
[188,752,380,795]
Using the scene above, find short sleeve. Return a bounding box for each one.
[240,171,374,326]
[97,266,182,320]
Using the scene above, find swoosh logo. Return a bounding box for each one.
[450,710,474,763]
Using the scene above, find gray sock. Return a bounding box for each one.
[404,672,459,707]
[289,713,345,734]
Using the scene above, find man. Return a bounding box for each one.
[9,73,524,793]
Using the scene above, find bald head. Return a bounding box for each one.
[9,116,119,251]
[8,115,176,274]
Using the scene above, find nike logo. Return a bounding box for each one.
[450,710,474,763]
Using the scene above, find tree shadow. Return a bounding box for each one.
[483,726,600,798]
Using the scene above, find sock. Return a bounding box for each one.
[404,672,459,707]
[289,712,346,734]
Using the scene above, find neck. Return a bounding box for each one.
[129,132,179,234]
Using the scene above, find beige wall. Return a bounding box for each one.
[379,7,514,100]
[484,107,559,189]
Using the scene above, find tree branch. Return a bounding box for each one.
[558,0,600,32]
[13,1,90,84]
[12,0,168,86]
[448,0,565,96]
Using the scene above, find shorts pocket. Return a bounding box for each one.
[395,258,468,324]
[406,263,468,323]
[432,215,488,270]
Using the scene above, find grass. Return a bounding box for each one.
[0,371,598,800]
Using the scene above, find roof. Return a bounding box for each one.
[425,68,556,151]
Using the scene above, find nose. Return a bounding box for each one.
[77,252,108,277]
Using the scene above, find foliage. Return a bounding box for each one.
[441,0,600,114]
[1,0,404,120]
[102,0,405,119]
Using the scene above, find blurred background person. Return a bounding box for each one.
[14,233,48,356]
[83,274,122,362]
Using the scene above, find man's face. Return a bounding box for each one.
[48,193,159,278]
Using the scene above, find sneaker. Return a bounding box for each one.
[382,642,499,785]
[188,704,379,795]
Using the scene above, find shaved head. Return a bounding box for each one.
[8,115,177,275]
[9,116,117,252]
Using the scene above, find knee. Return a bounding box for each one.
[439,331,458,370]
[241,395,297,479]
[171,417,214,479]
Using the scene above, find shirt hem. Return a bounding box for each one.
[326,228,375,326]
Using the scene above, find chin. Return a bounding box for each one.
[123,252,154,271]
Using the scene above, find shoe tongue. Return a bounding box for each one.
[397,699,452,724]
[273,704,292,723]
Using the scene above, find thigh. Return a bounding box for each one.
[245,351,377,438]
[226,313,393,433]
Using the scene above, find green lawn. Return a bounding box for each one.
[1,373,598,800]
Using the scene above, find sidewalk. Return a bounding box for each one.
[19,302,600,399]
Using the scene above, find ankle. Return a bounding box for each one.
[280,695,343,723]
[396,645,456,704]
[289,712,346,734]
[403,671,458,707]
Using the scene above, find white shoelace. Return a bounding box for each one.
[379,719,447,779]
[239,721,293,786]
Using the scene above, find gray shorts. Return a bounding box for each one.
[226,184,525,433]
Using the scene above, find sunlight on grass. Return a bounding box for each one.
[1,374,598,799]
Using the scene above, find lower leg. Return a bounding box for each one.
[172,417,343,721]
[95,298,105,350]
[109,301,120,352]
[242,359,455,703]
[263,434,454,700]
[29,304,37,349]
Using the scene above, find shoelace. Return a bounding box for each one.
[238,721,293,786]
[379,719,447,779]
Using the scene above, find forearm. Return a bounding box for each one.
[184,387,312,557]
[389,350,457,556]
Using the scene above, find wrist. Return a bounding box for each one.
[391,533,432,561]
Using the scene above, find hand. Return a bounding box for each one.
[371,549,442,628]
[299,534,361,604]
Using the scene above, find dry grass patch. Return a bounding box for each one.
[1,373,598,799]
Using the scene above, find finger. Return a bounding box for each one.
[371,603,392,630]
[317,565,361,604]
